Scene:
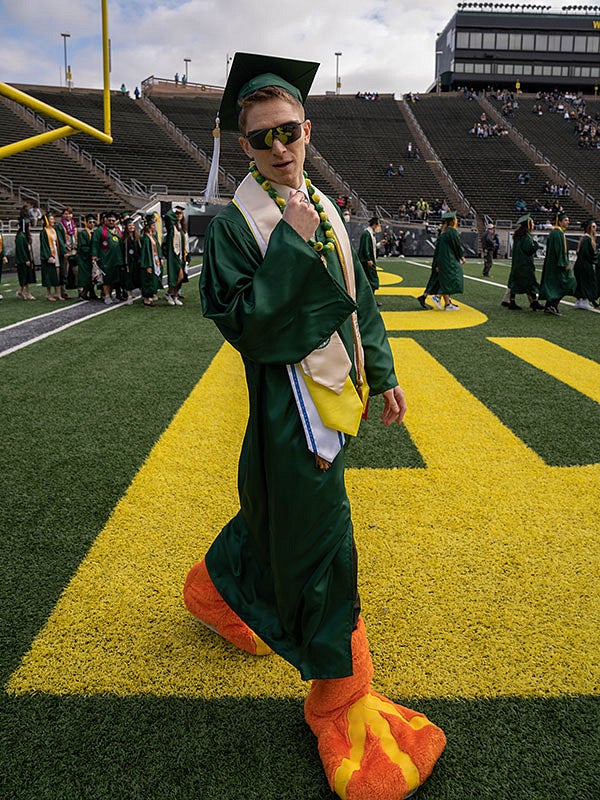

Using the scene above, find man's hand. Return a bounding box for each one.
[381,385,407,425]
[282,191,319,242]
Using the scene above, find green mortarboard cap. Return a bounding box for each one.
[85,214,96,222]
[219,52,319,131]
[145,213,157,225]
[557,212,568,221]
[583,218,595,228]
[122,217,134,226]
[517,214,532,225]
[441,211,457,220]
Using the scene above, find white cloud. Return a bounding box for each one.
[1,0,461,96]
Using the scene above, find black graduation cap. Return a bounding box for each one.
[219,52,319,132]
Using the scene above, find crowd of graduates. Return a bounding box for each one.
[8,206,190,308]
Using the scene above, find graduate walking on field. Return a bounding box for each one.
[417,210,465,311]
[504,214,544,311]
[357,215,382,305]
[162,205,186,306]
[15,218,36,300]
[182,53,445,800]
[139,214,163,307]
[539,212,575,316]
[573,219,598,310]
[40,214,64,302]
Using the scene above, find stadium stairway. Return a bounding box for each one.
[304,95,449,218]
[409,93,590,227]
[0,95,128,220]
[485,93,600,214]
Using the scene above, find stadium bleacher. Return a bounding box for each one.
[0,96,127,218]
[486,93,600,207]
[409,93,591,226]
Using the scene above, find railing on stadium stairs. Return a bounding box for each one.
[0,95,149,203]
[305,142,369,217]
[400,98,477,223]
[478,94,600,217]
[138,94,237,196]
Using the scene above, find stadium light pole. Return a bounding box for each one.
[184,58,191,83]
[335,52,342,95]
[60,33,71,90]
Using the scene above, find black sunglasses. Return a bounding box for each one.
[244,120,304,150]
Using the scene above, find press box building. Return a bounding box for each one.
[435,5,600,93]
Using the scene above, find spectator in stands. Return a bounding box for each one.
[162,205,186,305]
[140,213,162,307]
[515,198,527,213]
[417,210,465,311]
[481,224,495,277]
[573,219,598,310]
[517,172,531,184]
[539,212,575,316]
[120,83,128,96]
[397,164,404,175]
[174,72,179,86]
[0,230,7,299]
[502,214,543,311]
[40,214,64,302]
[91,211,124,306]
[406,141,414,159]
[385,162,395,177]
[15,217,36,300]
[531,198,549,214]
[134,86,140,100]
[77,214,98,301]
[182,74,187,87]
[358,216,382,304]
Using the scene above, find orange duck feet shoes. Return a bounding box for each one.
[183,559,273,656]
[305,618,445,800]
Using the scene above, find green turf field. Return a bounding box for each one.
[1,258,598,800]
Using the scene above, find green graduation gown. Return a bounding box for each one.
[357,227,380,293]
[140,232,163,298]
[508,233,540,296]
[200,203,397,680]
[539,226,576,302]
[573,235,598,302]
[15,231,36,286]
[162,210,185,287]
[40,227,63,288]
[425,226,464,296]
[77,228,93,288]
[91,225,123,285]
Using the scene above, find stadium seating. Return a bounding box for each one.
[305,95,447,217]
[486,94,600,208]
[20,87,210,198]
[0,97,127,218]
[409,93,590,225]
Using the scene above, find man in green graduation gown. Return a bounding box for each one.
[539,212,575,316]
[162,205,185,305]
[183,53,445,800]
[358,215,381,303]
[91,211,123,306]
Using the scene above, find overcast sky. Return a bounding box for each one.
[0,0,469,97]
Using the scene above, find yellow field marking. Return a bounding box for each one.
[380,287,488,331]
[377,270,404,286]
[489,337,600,404]
[7,340,599,700]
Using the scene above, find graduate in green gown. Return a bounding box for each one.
[357,216,381,299]
[120,217,141,305]
[139,214,163,307]
[91,211,123,306]
[418,210,465,311]
[15,219,36,300]
[0,231,8,300]
[40,214,64,302]
[539,212,575,316]
[183,53,445,800]
[573,219,598,310]
[505,214,543,311]
[77,215,98,301]
[162,205,185,305]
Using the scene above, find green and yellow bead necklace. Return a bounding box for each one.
[249,161,336,253]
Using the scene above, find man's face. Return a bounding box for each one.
[239,97,310,189]
[107,216,117,228]
[560,217,569,230]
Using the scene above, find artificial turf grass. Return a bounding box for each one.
[1,694,598,800]
[2,263,599,800]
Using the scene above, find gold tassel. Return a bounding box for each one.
[315,455,331,471]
